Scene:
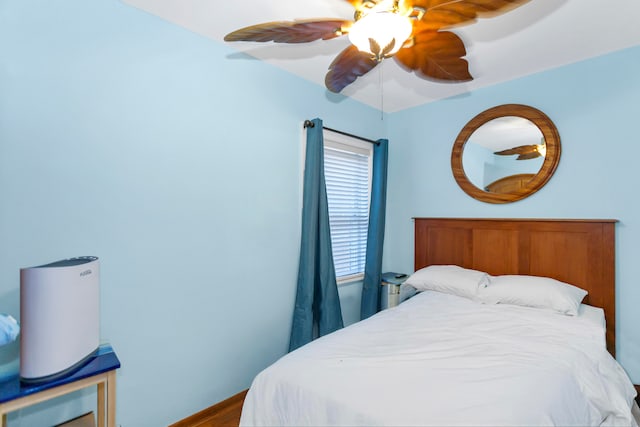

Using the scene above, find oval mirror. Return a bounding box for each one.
[451,104,561,204]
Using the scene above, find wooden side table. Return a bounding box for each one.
[0,344,120,427]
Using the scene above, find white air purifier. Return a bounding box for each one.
[20,256,100,383]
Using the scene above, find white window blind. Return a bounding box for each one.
[324,134,372,281]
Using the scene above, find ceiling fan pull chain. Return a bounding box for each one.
[380,63,384,120]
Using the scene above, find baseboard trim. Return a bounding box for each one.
[169,389,248,427]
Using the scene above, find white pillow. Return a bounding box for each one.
[404,265,489,300]
[578,304,605,329]
[479,275,588,316]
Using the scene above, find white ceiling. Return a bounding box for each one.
[122,0,640,113]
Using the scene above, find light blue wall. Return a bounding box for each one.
[1,1,638,425]
[460,141,492,188]
[484,152,544,188]
[384,45,640,384]
[0,1,382,425]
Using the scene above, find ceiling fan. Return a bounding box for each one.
[494,143,545,160]
[224,0,531,93]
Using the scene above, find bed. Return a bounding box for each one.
[240,218,638,426]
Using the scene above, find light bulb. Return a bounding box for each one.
[537,142,547,158]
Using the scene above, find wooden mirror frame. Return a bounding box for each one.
[451,104,561,204]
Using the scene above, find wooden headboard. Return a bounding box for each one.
[414,218,617,356]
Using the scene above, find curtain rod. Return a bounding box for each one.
[303,120,379,146]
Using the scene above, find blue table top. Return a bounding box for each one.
[0,344,120,403]
[381,272,409,285]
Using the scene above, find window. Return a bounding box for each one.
[323,130,373,283]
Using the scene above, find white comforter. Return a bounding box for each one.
[241,291,638,426]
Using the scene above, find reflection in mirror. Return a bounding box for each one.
[462,116,545,192]
[451,104,561,204]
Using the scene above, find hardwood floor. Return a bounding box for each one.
[169,390,247,427]
[171,384,639,426]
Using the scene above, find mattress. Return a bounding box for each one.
[241,291,638,426]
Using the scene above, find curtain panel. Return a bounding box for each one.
[289,118,344,352]
[360,139,389,319]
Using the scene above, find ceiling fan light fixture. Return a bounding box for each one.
[348,11,412,60]
[537,142,547,158]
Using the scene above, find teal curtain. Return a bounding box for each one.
[360,139,389,319]
[289,118,344,352]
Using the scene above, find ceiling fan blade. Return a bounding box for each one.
[516,151,541,160]
[494,144,538,156]
[394,28,472,82]
[224,19,351,43]
[408,0,530,30]
[325,45,379,93]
